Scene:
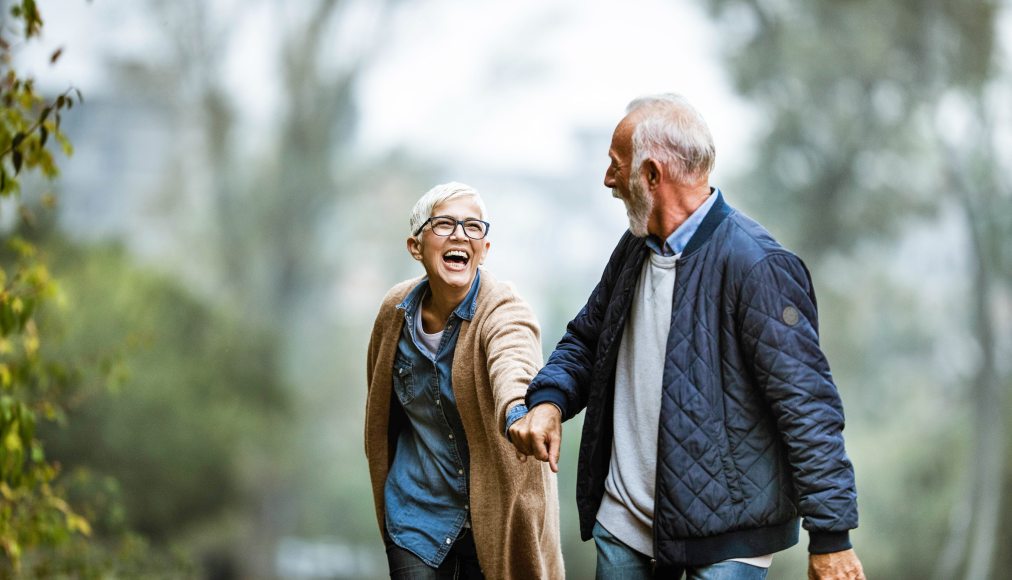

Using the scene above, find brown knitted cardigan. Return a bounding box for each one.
[364,271,564,579]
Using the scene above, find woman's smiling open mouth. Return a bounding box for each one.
[443,249,470,271]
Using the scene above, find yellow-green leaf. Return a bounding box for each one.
[4,427,21,452]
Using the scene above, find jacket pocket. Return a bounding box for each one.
[704,412,744,505]
[392,358,417,406]
[717,434,744,504]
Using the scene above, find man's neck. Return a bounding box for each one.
[648,182,711,240]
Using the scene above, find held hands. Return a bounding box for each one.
[808,549,865,580]
[508,403,563,473]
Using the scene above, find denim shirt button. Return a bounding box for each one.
[446,538,452,545]
[448,433,454,439]
[457,469,464,475]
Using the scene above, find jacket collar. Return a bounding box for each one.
[680,188,732,258]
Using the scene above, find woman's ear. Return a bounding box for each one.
[406,236,423,261]
[478,239,491,265]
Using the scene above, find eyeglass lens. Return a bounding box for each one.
[429,217,488,239]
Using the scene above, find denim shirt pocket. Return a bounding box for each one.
[392,357,417,406]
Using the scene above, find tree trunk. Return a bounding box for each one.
[936,151,1005,580]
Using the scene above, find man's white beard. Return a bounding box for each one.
[618,176,652,237]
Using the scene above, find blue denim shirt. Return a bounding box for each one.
[384,272,481,566]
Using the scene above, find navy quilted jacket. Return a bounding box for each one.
[527,191,858,567]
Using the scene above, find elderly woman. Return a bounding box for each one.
[364,182,564,579]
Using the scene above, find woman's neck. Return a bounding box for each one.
[420,280,469,334]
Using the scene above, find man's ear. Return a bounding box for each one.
[643,158,662,189]
[406,236,423,261]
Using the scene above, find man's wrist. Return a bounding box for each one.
[526,388,567,418]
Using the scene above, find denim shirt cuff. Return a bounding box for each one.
[503,403,528,440]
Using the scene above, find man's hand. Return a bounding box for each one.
[808,549,865,580]
[507,403,563,473]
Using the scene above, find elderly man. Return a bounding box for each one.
[509,94,864,580]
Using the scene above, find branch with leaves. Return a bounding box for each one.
[0,0,90,575]
[0,68,79,197]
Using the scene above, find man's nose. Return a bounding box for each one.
[448,222,465,239]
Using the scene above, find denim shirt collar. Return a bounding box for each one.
[645,187,720,257]
[396,270,482,322]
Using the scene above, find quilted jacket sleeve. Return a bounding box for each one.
[526,232,634,420]
[736,251,858,554]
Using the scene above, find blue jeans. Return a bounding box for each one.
[593,521,769,580]
[385,529,484,580]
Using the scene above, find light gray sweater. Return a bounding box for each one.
[596,251,677,556]
[595,252,774,568]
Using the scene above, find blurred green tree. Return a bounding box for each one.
[30,233,289,572]
[142,0,430,565]
[2,1,295,576]
[701,0,1011,577]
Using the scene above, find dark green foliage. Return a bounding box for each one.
[0,224,293,575]
[35,237,290,539]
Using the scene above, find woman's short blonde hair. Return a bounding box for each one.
[408,182,488,238]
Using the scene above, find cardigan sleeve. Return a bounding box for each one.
[482,290,544,438]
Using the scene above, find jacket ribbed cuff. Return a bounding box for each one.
[808,530,852,554]
[526,388,568,419]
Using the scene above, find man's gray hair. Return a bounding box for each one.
[408,182,488,237]
[626,93,715,185]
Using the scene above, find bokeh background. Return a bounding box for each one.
[3,0,1012,577]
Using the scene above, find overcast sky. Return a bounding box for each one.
[19,0,755,180]
[355,0,756,178]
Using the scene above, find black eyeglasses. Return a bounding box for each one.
[413,216,491,240]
